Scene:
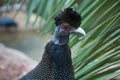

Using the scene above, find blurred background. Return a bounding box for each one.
[0,0,53,61]
[0,0,120,80]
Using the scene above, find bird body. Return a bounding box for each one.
[0,17,17,31]
[19,8,85,80]
[20,41,74,80]
[0,17,17,27]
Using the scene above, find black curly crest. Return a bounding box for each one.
[54,8,82,29]
[65,8,81,22]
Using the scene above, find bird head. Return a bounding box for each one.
[54,8,86,35]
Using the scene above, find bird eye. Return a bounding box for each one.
[63,25,69,29]
[61,23,73,32]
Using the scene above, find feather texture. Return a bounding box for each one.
[19,41,74,80]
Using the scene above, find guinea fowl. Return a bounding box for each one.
[0,17,18,31]
[19,8,86,80]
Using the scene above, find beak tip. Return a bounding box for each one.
[75,27,86,35]
[83,33,86,35]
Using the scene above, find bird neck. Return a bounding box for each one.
[52,25,70,45]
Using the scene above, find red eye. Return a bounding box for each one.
[61,23,72,32]
[64,26,69,29]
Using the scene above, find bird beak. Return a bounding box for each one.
[70,27,86,35]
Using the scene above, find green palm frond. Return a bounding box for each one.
[70,0,120,80]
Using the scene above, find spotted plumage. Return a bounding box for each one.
[19,8,85,80]
[20,41,74,80]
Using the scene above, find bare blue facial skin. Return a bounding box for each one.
[52,25,70,45]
